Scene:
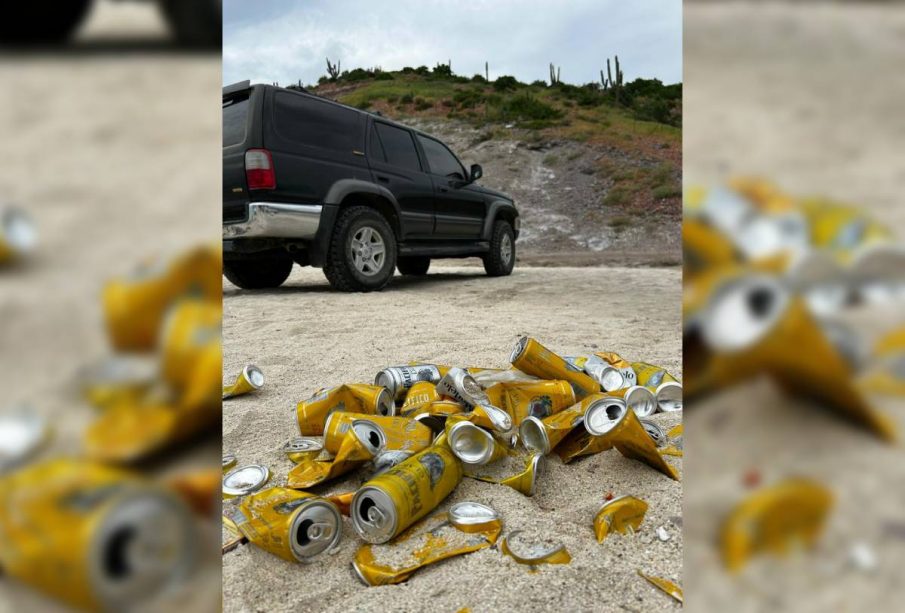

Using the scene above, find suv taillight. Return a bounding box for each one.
[245,148,276,190]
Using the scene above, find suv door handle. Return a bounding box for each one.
[376,175,389,183]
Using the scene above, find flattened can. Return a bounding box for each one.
[510,337,600,399]
[283,437,324,463]
[448,501,502,533]
[351,445,463,543]
[555,428,613,463]
[519,394,604,455]
[446,420,509,465]
[435,367,490,408]
[296,384,395,435]
[408,399,466,432]
[594,495,648,542]
[486,379,575,425]
[287,430,375,489]
[229,487,342,562]
[375,365,443,400]
[400,381,440,416]
[324,412,433,456]
[0,459,195,612]
[585,407,679,480]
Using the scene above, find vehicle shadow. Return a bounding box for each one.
[0,39,217,57]
[222,269,494,297]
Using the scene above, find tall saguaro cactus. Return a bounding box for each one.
[601,55,624,98]
[549,62,561,86]
[485,61,489,81]
[326,57,341,80]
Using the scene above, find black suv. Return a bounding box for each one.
[222,81,519,291]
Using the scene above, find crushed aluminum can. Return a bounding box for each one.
[0,406,49,474]
[0,459,195,612]
[519,394,602,455]
[468,404,514,436]
[638,570,683,604]
[222,453,237,471]
[594,495,648,543]
[400,381,440,416]
[721,477,833,572]
[584,405,680,481]
[632,362,683,412]
[287,429,376,489]
[695,273,896,441]
[409,399,466,432]
[605,385,658,418]
[500,530,572,566]
[375,365,444,401]
[436,367,490,408]
[351,507,500,586]
[283,437,323,464]
[639,419,667,447]
[0,206,37,263]
[324,412,434,456]
[446,420,509,465]
[555,428,613,463]
[464,451,545,497]
[102,245,221,352]
[351,445,463,544]
[228,487,342,563]
[448,501,502,533]
[485,379,575,425]
[592,352,639,391]
[222,364,265,399]
[296,384,395,436]
[510,337,600,399]
[223,464,270,497]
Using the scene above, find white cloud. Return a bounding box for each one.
[223,0,682,87]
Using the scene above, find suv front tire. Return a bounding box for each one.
[483,220,516,277]
[324,206,397,292]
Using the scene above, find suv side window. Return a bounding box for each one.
[368,123,387,162]
[273,91,363,153]
[416,135,465,180]
[374,123,422,172]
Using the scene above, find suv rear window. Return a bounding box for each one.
[223,97,248,147]
[374,123,421,172]
[417,134,465,180]
[273,91,362,153]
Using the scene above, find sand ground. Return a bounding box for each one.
[684,2,905,611]
[0,2,220,611]
[222,265,683,613]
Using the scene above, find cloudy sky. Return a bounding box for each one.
[223,0,682,87]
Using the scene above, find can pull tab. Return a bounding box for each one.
[307,521,335,542]
[366,505,388,526]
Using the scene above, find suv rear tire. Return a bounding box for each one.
[397,256,430,276]
[483,220,516,277]
[0,0,91,44]
[323,206,397,292]
[224,255,293,289]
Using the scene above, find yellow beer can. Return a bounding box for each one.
[352,506,501,586]
[519,393,605,455]
[222,364,265,400]
[400,381,440,416]
[486,379,575,426]
[510,337,600,399]
[351,444,463,543]
[0,459,195,612]
[376,365,444,400]
[296,383,395,435]
[584,405,680,481]
[227,487,342,563]
[323,412,434,456]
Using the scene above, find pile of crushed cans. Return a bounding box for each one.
[222,337,683,597]
[685,179,905,571]
[0,245,223,612]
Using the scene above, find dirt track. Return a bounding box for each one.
[222,264,682,613]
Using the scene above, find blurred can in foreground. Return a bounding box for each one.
[0,459,195,611]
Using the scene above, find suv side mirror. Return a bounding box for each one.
[470,164,483,182]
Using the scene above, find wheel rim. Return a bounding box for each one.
[501,233,513,265]
[350,225,386,276]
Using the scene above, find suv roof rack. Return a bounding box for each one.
[223,80,251,97]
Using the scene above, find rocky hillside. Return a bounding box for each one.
[308,68,681,266]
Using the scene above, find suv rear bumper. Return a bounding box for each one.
[222,202,322,239]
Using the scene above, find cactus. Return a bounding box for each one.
[326,57,341,80]
[549,63,561,86]
[485,61,489,81]
[601,56,624,96]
